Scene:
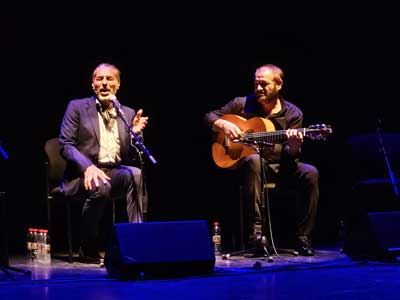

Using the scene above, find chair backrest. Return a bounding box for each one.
[44,137,66,190]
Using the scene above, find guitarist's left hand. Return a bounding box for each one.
[286,129,303,156]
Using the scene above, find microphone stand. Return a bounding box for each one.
[114,107,157,223]
[130,133,149,220]
[0,142,9,160]
[114,106,157,165]
[376,120,399,199]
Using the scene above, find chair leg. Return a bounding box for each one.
[239,185,245,250]
[66,201,73,263]
[46,196,52,240]
[112,199,115,225]
[44,162,52,233]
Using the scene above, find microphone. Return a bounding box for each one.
[110,96,125,117]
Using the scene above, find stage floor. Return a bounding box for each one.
[1,245,400,300]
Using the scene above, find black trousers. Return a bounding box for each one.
[236,154,319,242]
[74,165,143,251]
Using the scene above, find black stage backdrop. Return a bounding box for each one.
[1,5,399,253]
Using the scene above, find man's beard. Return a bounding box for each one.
[98,95,113,102]
[256,92,278,104]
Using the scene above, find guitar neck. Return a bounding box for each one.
[244,128,307,143]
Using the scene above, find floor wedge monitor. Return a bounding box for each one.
[104,220,216,278]
[343,210,400,261]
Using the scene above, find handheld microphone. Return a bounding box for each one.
[110,96,124,117]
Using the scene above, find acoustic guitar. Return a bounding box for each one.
[212,114,333,169]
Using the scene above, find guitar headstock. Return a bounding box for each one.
[306,124,333,140]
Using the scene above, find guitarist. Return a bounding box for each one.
[204,64,319,256]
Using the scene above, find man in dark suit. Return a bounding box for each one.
[59,63,148,263]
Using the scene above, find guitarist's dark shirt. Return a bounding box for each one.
[204,95,303,163]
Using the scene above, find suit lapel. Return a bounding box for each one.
[86,97,100,144]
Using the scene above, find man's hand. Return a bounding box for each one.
[286,128,303,156]
[214,119,242,140]
[84,165,111,190]
[132,109,148,133]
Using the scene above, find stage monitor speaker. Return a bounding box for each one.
[104,220,216,278]
[343,210,400,261]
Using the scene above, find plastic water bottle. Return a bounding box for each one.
[30,228,39,263]
[37,229,45,263]
[42,229,51,264]
[212,222,222,256]
[37,229,51,264]
[26,228,34,261]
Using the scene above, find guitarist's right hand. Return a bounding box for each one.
[213,119,242,140]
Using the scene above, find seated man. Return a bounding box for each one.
[59,63,148,263]
[204,64,319,256]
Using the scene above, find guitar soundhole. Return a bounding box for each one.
[227,146,243,160]
[223,136,230,147]
[222,136,242,159]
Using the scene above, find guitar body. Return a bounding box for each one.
[212,114,276,169]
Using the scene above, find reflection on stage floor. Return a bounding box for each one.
[2,245,400,300]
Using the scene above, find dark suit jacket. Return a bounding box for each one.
[59,96,137,196]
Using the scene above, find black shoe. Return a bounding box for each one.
[296,237,315,256]
[78,247,103,264]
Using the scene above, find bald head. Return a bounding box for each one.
[255,64,284,85]
[254,64,283,104]
[92,63,121,82]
